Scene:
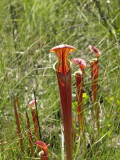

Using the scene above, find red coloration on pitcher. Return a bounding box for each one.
[90,59,99,131]
[89,45,101,58]
[50,44,76,160]
[89,45,102,133]
[29,100,39,139]
[56,69,72,160]
[40,154,49,160]
[75,71,84,134]
[71,58,86,137]
[71,58,86,74]
[35,141,50,160]
[50,44,76,76]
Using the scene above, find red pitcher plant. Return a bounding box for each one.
[71,58,86,140]
[89,45,102,134]
[29,100,39,140]
[50,44,76,160]
[35,141,50,160]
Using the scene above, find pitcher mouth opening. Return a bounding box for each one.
[53,60,72,75]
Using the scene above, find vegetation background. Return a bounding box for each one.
[0,0,120,159]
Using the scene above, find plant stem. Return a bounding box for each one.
[13,98,24,153]
[26,112,34,157]
[33,90,42,139]
[31,108,39,140]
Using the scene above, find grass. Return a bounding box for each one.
[0,0,120,159]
